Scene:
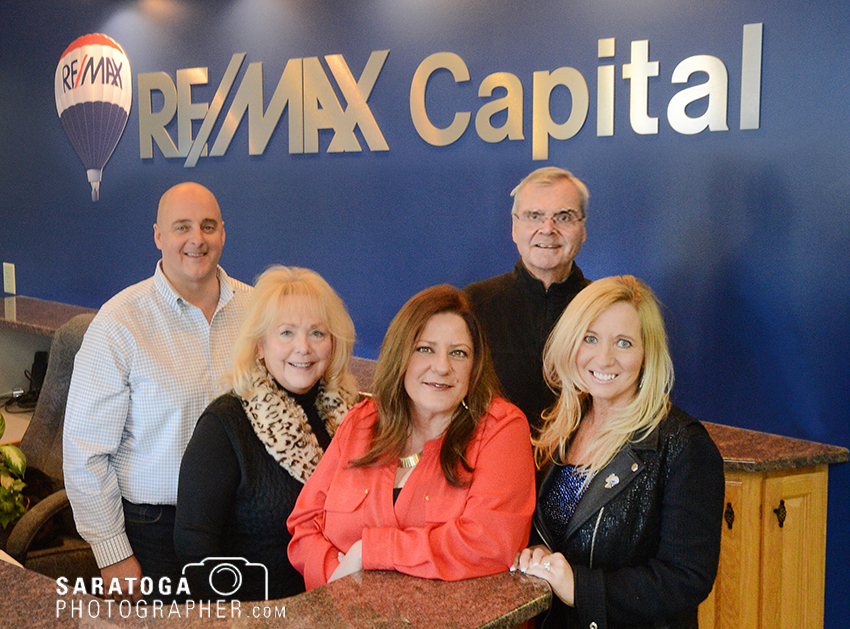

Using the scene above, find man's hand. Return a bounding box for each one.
[101,555,144,603]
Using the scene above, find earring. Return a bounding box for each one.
[461,399,469,411]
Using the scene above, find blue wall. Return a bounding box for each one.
[2,1,848,623]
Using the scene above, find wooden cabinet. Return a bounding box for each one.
[698,464,830,629]
[698,468,762,628]
[761,467,827,629]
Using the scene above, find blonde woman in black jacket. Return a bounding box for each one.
[513,276,724,629]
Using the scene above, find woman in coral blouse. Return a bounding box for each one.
[287,285,536,589]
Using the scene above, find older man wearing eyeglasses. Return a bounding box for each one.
[464,167,592,434]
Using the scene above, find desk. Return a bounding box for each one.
[699,423,847,629]
[0,561,550,628]
[0,296,96,338]
[0,297,96,441]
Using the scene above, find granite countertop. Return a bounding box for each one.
[704,422,848,472]
[0,296,96,337]
[0,561,551,628]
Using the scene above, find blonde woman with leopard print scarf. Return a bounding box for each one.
[175,266,358,602]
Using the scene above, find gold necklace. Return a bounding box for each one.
[398,452,422,468]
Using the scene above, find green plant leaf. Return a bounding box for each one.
[0,444,26,477]
[0,485,27,529]
[1,471,25,491]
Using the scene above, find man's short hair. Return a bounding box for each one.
[510,167,589,217]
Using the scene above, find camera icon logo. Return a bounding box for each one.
[182,557,269,601]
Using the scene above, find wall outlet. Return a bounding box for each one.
[3,262,15,295]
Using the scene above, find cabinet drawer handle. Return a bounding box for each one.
[773,499,787,528]
[724,502,735,529]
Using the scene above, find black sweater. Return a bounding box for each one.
[175,392,329,601]
[464,260,590,432]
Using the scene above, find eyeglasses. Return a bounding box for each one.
[513,209,586,226]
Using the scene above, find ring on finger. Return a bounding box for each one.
[543,560,551,572]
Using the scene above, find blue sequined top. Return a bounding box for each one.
[539,464,596,544]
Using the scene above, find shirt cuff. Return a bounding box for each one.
[91,533,135,569]
[361,527,394,571]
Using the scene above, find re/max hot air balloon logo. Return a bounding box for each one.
[55,34,132,202]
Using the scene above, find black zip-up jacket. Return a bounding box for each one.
[533,407,725,629]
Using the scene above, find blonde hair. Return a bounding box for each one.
[223,265,357,403]
[534,276,673,472]
[350,285,500,487]
[511,167,590,217]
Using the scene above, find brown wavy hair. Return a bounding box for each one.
[350,285,500,487]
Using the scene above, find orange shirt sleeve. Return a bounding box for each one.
[286,401,370,589]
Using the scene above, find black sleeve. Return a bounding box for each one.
[573,422,725,629]
[174,409,241,560]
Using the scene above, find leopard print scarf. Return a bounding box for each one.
[242,363,353,483]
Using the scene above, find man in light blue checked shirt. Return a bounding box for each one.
[63,182,252,603]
